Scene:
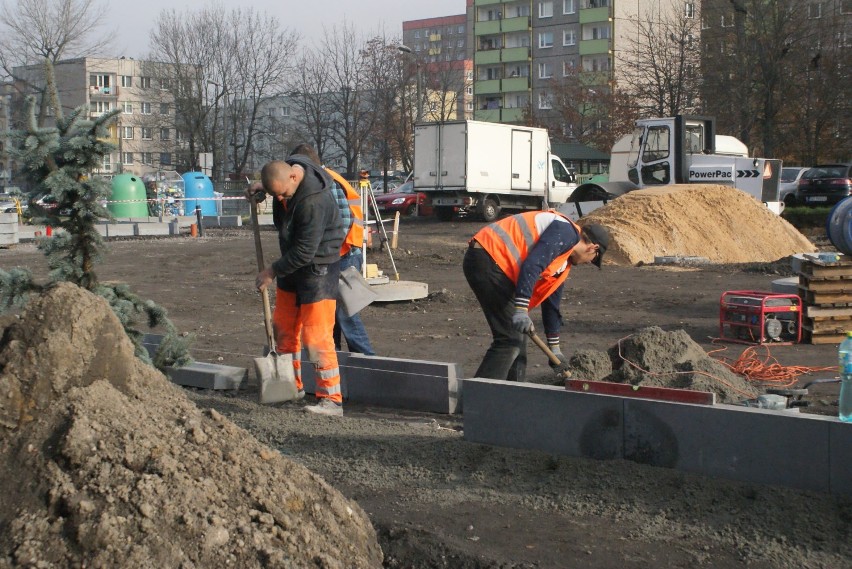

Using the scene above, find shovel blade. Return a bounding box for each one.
[255,353,299,404]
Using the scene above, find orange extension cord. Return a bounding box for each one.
[708,342,836,389]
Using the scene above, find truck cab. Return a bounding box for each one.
[570,116,783,216]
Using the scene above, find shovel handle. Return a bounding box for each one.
[527,328,563,367]
[249,190,277,351]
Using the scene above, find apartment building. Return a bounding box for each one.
[472,0,689,124]
[402,4,475,120]
[11,57,185,178]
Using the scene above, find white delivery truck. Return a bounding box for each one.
[413,120,577,222]
[568,115,784,218]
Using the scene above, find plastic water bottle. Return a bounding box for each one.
[838,332,852,422]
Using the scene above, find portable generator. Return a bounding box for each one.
[719,290,802,345]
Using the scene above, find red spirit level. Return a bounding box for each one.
[719,290,802,345]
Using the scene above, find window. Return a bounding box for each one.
[175,130,183,142]
[586,25,610,40]
[281,106,290,117]
[457,39,464,47]
[160,153,172,166]
[414,30,420,38]
[466,85,473,95]
[94,101,111,114]
[121,126,133,139]
[139,76,151,88]
[141,127,153,140]
[141,102,151,114]
[586,0,609,6]
[159,78,171,90]
[122,102,133,114]
[538,91,552,109]
[563,59,576,76]
[122,152,133,165]
[160,103,170,115]
[120,75,132,88]
[564,0,576,14]
[90,74,110,88]
[685,2,695,18]
[563,29,576,46]
[538,62,553,78]
[808,3,821,18]
[539,32,554,48]
[101,155,111,171]
[539,1,553,18]
[141,152,153,165]
[160,128,170,141]
[721,14,734,27]
[458,25,464,34]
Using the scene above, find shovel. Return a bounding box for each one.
[527,326,572,381]
[249,193,299,404]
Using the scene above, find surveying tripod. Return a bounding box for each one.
[357,177,400,281]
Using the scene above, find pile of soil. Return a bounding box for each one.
[568,326,760,403]
[583,185,817,266]
[0,283,382,568]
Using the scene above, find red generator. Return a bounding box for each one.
[719,290,802,345]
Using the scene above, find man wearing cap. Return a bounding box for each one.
[464,208,609,382]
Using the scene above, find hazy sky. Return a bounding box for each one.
[106,0,468,58]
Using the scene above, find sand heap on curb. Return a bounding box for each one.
[581,185,817,266]
[568,326,760,404]
[0,283,382,568]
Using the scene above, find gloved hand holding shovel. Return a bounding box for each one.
[526,325,572,380]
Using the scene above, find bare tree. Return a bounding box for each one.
[619,5,702,118]
[0,0,115,125]
[287,50,337,164]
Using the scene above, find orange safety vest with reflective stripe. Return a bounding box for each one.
[472,210,582,309]
[326,169,365,256]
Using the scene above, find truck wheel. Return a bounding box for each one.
[435,206,455,222]
[404,203,417,216]
[481,198,500,222]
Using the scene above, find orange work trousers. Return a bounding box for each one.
[273,289,342,403]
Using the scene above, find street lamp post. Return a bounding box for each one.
[207,80,228,180]
[397,45,423,123]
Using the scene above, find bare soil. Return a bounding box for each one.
[1,186,850,568]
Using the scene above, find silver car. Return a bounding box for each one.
[779,166,809,206]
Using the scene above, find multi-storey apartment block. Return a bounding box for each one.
[11,57,185,178]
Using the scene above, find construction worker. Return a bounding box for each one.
[289,145,375,355]
[248,156,346,416]
[464,207,609,382]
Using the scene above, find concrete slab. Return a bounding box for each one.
[98,223,137,238]
[463,378,852,495]
[344,354,462,414]
[624,399,832,492]
[135,223,172,236]
[201,215,242,228]
[165,361,247,390]
[298,351,351,398]
[463,379,623,459]
[371,280,429,302]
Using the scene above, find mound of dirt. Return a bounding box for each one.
[568,326,760,403]
[583,185,817,266]
[0,283,382,568]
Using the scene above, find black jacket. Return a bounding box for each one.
[270,155,344,278]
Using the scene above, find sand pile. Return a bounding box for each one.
[0,283,382,568]
[582,185,817,266]
[568,326,760,403]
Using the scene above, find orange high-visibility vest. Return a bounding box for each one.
[472,210,582,309]
[326,169,365,256]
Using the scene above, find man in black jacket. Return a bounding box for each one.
[250,157,346,416]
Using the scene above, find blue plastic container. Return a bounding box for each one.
[182,172,217,216]
[108,174,149,217]
[825,197,852,256]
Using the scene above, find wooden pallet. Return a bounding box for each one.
[797,255,852,344]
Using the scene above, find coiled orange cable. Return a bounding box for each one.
[708,342,836,389]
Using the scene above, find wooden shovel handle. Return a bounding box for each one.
[250,196,277,350]
[527,328,563,367]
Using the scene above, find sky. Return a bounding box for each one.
[105,0,468,58]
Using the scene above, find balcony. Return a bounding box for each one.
[89,85,118,98]
[474,0,502,5]
[475,20,501,35]
[501,76,530,91]
[501,16,530,33]
[579,39,610,55]
[475,108,501,122]
[501,107,525,122]
[475,49,502,65]
[473,107,527,123]
[580,7,610,24]
[501,46,530,62]
[475,79,502,94]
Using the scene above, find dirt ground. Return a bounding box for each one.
[1,202,851,567]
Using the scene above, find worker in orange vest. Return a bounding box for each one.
[464,208,609,381]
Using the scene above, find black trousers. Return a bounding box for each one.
[463,246,526,382]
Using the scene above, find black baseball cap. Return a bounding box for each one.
[582,224,610,268]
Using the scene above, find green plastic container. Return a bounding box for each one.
[108,174,148,217]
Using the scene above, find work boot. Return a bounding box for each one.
[304,398,343,417]
[295,389,305,401]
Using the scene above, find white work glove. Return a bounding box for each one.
[548,345,569,372]
[511,307,534,334]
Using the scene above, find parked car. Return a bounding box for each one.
[779,166,809,206]
[0,193,23,214]
[796,163,852,206]
[373,181,433,217]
